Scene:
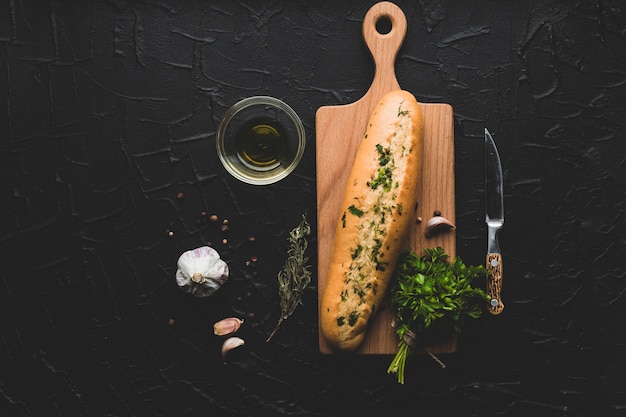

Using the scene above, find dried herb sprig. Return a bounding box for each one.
[387,247,489,383]
[266,214,312,342]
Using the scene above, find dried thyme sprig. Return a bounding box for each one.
[266,214,312,342]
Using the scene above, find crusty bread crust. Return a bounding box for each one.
[320,90,424,352]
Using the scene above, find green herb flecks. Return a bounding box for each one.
[348,204,364,217]
[266,214,312,342]
[376,144,391,166]
[368,166,394,192]
[368,144,395,192]
[348,311,360,326]
[387,247,489,383]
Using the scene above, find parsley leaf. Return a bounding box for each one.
[348,204,364,217]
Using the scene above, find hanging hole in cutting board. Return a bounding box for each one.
[375,15,392,34]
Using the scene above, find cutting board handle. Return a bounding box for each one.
[362,2,407,93]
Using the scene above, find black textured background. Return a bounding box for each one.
[1,1,625,416]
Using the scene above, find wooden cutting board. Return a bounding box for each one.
[316,2,457,354]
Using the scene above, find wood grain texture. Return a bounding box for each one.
[316,2,456,354]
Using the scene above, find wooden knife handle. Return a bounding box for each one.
[486,253,504,315]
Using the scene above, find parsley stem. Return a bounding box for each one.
[387,341,411,384]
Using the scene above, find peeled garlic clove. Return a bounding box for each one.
[221,337,245,363]
[424,216,456,238]
[213,317,244,337]
[175,246,229,297]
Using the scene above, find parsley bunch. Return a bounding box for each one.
[387,247,489,384]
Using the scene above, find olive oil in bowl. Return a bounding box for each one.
[216,96,306,185]
[235,119,288,171]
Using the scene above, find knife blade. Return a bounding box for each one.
[485,128,504,315]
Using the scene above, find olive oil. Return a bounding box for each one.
[235,118,289,171]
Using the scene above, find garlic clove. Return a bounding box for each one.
[176,246,229,297]
[221,337,245,363]
[213,317,244,337]
[424,216,456,238]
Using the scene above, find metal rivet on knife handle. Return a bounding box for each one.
[486,253,504,315]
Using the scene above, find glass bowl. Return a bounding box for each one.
[216,96,306,185]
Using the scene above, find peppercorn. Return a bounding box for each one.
[434,210,442,217]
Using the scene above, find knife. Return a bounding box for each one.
[485,128,504,315]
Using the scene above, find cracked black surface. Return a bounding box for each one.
[1,1,626,416]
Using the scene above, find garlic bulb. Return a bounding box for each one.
[176,246,229,297]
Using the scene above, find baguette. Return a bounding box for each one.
[320,90,424,352]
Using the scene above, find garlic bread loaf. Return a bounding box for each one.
[320,90,424,352]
